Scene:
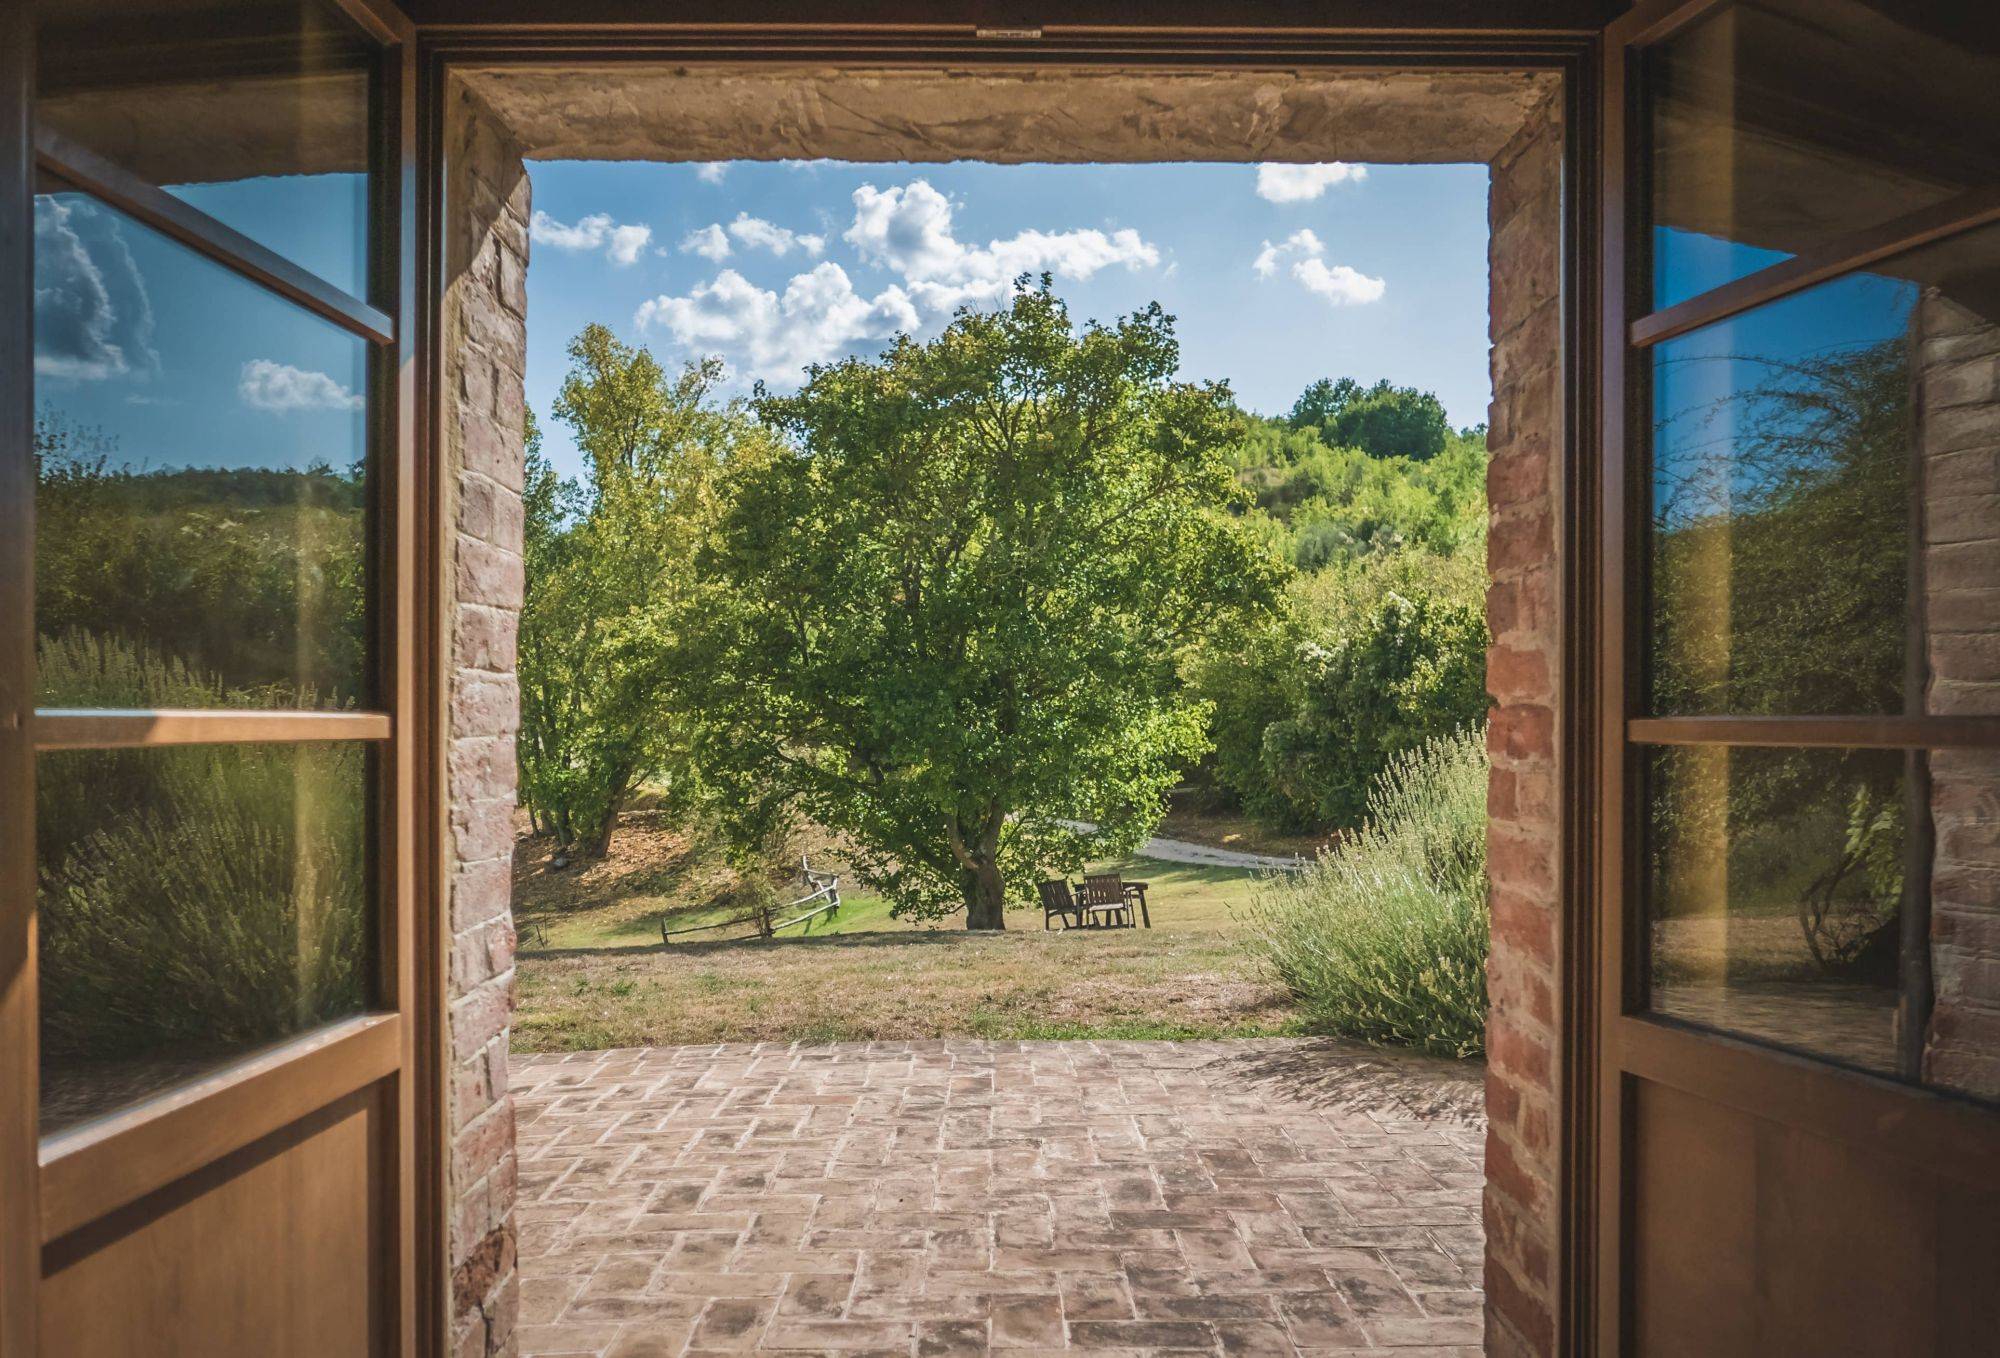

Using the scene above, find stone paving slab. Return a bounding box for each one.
[513,1040,1485,1357]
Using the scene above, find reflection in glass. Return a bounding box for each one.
[36,0,373,296]
[1647,224,2000,718]
[1649,3,2000,308]
[1646,746,1911,1078]
[37,743,370,1136]
[34,189,370,708]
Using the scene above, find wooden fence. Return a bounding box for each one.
[660,857,842,944]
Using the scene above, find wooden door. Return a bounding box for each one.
[1596,2,2000,1353]
[1,0,430,1353]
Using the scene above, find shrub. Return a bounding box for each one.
[1192,542,1489,833]
[1240,726,1488,1058]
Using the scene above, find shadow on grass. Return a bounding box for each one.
[517,925,1023,961]
[1208,1037,1485,1124]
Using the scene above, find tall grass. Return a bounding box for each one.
[1240,726,1488,1058]
[36,633,367,1066]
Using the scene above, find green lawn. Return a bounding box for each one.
[804,855,1261,938]
[512,843,1297,1051]
[522,852,1262,950]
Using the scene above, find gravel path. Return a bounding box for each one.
[1059,820,1309,872]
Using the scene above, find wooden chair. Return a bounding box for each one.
[1038,878,1084,930]
[1078,873,1136,928]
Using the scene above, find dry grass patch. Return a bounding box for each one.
[514,921,1296,1050]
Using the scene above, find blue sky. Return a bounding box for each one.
[34,187,368,478]
[31,159,1496,487]
[524,159,1494,481]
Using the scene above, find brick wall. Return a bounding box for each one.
[1482,83,1565,1358]
[432,70,1570,1358]
[441,77,530,1358]
[1917,292,2000,1103]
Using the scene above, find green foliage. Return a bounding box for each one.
[35,635,365,1065]
[681,283,1283,927]
[36,629,230,711]
[34,413,366,705]
[1185,373,1490,837]
[1235,428,1487,568]
[517,326,774,855]
[1241,727,1488,1058]
[1286,376,1451,461]
[1192,540,1490,832]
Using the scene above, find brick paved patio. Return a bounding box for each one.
[513,1040,1486,1356]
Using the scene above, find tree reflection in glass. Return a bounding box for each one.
[1647,745,1908,1077]
[33,189,369,709]
[1648,276,1916,716]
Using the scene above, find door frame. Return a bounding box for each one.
[2,11,1615,1356]
[0,0,444,1352]
[1593,0,2000,1349]
[411,18,1607,1356]
[0,1,38,1352]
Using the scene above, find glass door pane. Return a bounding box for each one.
[1646,222,2000,719]
[1649,1,2000,308]
[35,0,374,296]
[33,186,372,709]
[36,742,372,1135]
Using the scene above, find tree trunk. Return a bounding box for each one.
[582,807,618,859]
[579,769,637,860]
[964,858,1008,930]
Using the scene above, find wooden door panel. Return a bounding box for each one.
[1628,1080,1755,1357]
[39,1087,383,1358]
[2,3,427,1355]
[1629,1078,2000,1358]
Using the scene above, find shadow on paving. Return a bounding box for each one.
[1210,1037,1485,1125]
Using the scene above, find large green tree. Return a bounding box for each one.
[517,326,768,856]
[684,285,1282,927]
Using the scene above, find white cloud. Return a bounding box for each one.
[680,223,732,262]
[604,225,652,266]
[694,162,728,184]
[726,213,825,258]
[33,196,157,381]
[529,210,652,266]
[238,359,364,412]
[634,262,920,381]
[843,179,1161,314]
[1295,257,1387,306]
[1253,228,1323,279]
[1252,229,1384,306]
[640,178,1163,385]
[1254,162,1367,203]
